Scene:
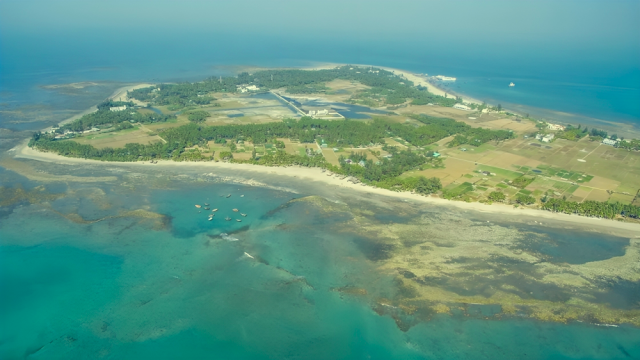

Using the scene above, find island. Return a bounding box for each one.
[26,65,640,221]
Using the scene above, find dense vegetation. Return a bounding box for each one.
[541,198,640,219]
[617,138,640,151]
[187,110,210,123]
[56,101,174,133]
[126,66,459,110]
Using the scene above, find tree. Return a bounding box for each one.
[414,176,442,194]
[516,194,536,205]
[188,110,210,123]
[488,191,506,202]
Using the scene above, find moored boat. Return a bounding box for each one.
[225,216,231,221]
[232,208,239,212]
[241,213,247,217]
[195,204,201,208]
[212,208,218,212]
[236,219,242,222]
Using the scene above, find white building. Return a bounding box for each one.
[542,134,555,143]
[110,106,127,112]
[547,123,566,131]
[435,75,457,81]
[453,104,471,111]
[602,139,617,146]
[308,109,329,117]
[237,85,260,93]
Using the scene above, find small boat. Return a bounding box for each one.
[232,208,239,212]
[226,194,231,198]
[195,204,201,208]
[212,208,218,212]
[204,207,210,210]
[236,219,242,222]
[240,195,244,197]
[241,213,247,217]
[509,82,515,87]
[225,216,231,221]
[244,252,254,259]
[208,217,213,221]
[204,203,210,206]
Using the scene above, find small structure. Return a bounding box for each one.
[435,75,457,81]
[432,152,441,158]
[453,104,471,111]
[110,105,127,112]
[602,139,617,146]
[541,134,555,143]
[237,85,260,93]
[358,160,366,167]
[547,123,566,131]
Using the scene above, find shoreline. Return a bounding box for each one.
[13,141,640,236]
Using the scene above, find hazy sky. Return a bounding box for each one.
[1,0,639,50]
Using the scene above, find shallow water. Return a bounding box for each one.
[1,163,639,359]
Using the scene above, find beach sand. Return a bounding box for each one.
[13,141,640,236]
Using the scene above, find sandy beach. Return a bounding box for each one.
[13,141,640,235]
[299,62,481,105]
[109,83,155,105]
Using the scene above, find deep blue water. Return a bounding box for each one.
[1,32,638,135]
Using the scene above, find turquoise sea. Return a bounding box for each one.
[1,163,640,359]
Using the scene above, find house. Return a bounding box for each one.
[602,139,617,146]
[358,160,366,167]
[453,104,471,111]
[547,123,566,131]
[237,85,260,93]
[541,134,555,143]
[321,144,327,148]
[110,106,127,112]
[481,108,490,113]
[432,152,441,158]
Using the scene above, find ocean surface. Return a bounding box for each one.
[1,31,640,359]
[1,164,639,359]
[1,32,639,139]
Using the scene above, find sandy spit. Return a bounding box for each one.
[13,142,640,235]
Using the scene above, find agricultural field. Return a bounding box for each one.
[72,127,164,149]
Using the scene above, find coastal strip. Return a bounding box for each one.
[14,142,640,236]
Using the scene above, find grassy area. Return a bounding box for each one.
[476,165,522,180]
